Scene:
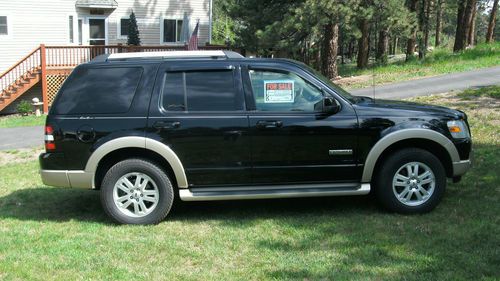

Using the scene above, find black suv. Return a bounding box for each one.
[39,50,472,224]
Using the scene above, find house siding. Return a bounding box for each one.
[0,0,211,73]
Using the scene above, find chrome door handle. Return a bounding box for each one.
[256,120,283,129]
[153,121,181,129]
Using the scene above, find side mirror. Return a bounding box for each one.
[323,97,340,114]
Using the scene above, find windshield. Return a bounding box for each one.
[294,61,357,103]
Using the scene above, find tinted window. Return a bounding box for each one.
[249,70,323,112]
[162,72,185,111]
[54,67,143,115]
[162,70,243,111]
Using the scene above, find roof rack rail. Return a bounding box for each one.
[105,50,244,61]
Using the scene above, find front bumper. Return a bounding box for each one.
[452,159,472,177]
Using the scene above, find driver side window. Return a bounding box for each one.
[249,69,323,112]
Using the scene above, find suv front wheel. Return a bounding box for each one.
[375,148,446,214]
[100,158,174,224]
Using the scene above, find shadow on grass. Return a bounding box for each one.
[0,186,108,223]
[0,184,378,224]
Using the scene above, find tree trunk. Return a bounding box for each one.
[462,0,477,48]
[454,0,467,52]
[389,38,393,56]
[339,30,345,65]
[304,40,310,65]
[376,28,389,64]
[435,0,443,46]
[357,19,370,68]
[347,39,355,59]
[321,22,339,80]
[423,0,432,55]
[406,0,418,60]
[393,37,398,55]
[418,0,430,59]
[467,2,477,46]
[486,0,499,43]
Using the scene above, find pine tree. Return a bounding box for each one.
[127,12,141,46]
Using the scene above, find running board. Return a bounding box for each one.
[179,183,370,201]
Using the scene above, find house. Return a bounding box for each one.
[0,0,216,114]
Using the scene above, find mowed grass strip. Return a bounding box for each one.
[0,114,46,129]
[0,89,499,280]
[338,42,500,89]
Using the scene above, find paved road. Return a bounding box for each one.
[1,67,499,150]
[350,66,500,99]
[0,126,44,150]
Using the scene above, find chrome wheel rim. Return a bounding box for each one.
[392,162,435,207]
[113,172,159,218]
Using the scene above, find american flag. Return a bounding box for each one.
[187,21,199,50]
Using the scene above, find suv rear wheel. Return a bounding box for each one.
[375,148,446,214]
[100,158,174,224]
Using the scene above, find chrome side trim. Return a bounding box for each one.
[84,136,188,189]
[329,149,353,156]
[179,183,370,201]
[453,160,471,176]
[40,169,71,188]
[361,129,460,182]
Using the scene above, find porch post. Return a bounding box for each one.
[40,44,48,114]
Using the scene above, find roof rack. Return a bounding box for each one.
[105,50,244,61]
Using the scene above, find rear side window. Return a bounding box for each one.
[53,67,143,115]
[162,70,243,112]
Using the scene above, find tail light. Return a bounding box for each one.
[45,125,56,151]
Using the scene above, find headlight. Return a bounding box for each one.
[447,120,470,139]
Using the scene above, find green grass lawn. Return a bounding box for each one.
[0,89,499,280]
[338,42,500,89]
[0,114,46,128]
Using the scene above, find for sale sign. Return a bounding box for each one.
[264,80,294,103]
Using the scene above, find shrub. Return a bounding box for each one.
[16,100,32,116]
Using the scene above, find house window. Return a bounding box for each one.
[120,18,131,37]
[162,19,183,43]
[0,16,8,35]
[78,19,83,45]
[68,15,74,43]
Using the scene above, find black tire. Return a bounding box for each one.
[374,148,446,214]
[100,158,174,224]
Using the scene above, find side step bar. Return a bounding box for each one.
[179,183,370,201]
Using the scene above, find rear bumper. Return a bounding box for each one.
[452,159,472,177]
[40,169,93,188]
[39,152,93,188]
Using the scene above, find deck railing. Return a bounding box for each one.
[0,46,41,95]
[1,44,232,113]
[44,44,230,67]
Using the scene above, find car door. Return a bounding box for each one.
[243,63,360,184]
[147,61,250,187]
